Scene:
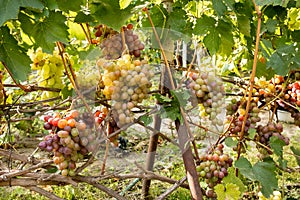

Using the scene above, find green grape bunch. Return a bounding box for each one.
[29,48,65,100]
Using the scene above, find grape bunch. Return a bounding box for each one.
[94,24,118,39]
[258,191,282,200]
[38,109,107,176]
[29,48,65,101]
[256,76,283,103]
[256,122,289,155]
[279,81,300,126]
[187,71,225,127]
[100,24,145,59]
[76,60,103,90]
[0,71,4,104]
[98,55,154,127]
[226,99,261,137]
[197,144,233,198]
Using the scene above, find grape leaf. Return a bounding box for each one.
[90,0,137,30]
[269,136,286,157]
[253,161,278,198]
[0,26,31,82]
[194,15,216,35]
[290,146,300,166]
[74,12,95,23]
[254,0,275,6]
[224,137,238,147]
[165,8,189,39]
[0,0,44,26]
[237,15,251,37]
[56,0,83,12]
[142,5,168,28]
[234,157,256,180]
[21,11,68,52]
[217,19,234,56]
[170,89,190,108]
[223,167,246,194]
[223,0,235,10]
[267,52,289,76]
[212,0,227,16]
[119,0,133,9]
[215,183,241,200]
[266,19,278,33]
[140,115,153,126]
[203,28,220,55]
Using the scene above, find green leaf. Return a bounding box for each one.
[56,0,83,12]
[203,28,220,55]
[212,0,227,16]
[0,0,44,26]
[254,0,274,6]
[269,136,286,157]
[60,86,73,100]
[223,0,235,10]
[253,161,278,197]
[215,183,241,200]
[223,167,246,195]
[224,137,238,147]
[140,115,153,126]
[0,26,31,82]
[170,89,190,108]
[165,9,188,39]
[90,0,137,30]
[237,15,251,37]
[248,128,256,140]
[119,0,132,9]
[217,19,234,56]
[153,93,172,104]
[267,52,289,76]
[194,15,216,35]
[74,12,95,23]
[142,5,168,28]
[290,146,300,166]
[22,11,68,52]
[266,19,278,33]
[234,157,256,180]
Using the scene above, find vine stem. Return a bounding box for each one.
[236,1,262,173]
[144,7,203,200]
[56,42,92,116]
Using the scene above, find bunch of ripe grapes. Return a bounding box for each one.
[29,48,65,100]
[99,24,144,59]
[97,55,154,127]
[0,71,4,103]
[256,122,289,155]
[187,71,225,127]
[94,24,118,39]
[38,108,107,176]
[280,81,300,126]
[197,144,233,198]
[226,98,261,137]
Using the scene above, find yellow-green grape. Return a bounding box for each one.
[75,60,100,89]
[29,48,66,102]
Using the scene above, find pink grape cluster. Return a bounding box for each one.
[197,144,233,198]
[100,24,144,59]
[38,109,106,176]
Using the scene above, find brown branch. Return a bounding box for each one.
[0,160,53,181]
[73,175,127,200]
[236,1,262,174]
[155,176,187,200]
[1,61,30,92]
[25,186,64,200]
